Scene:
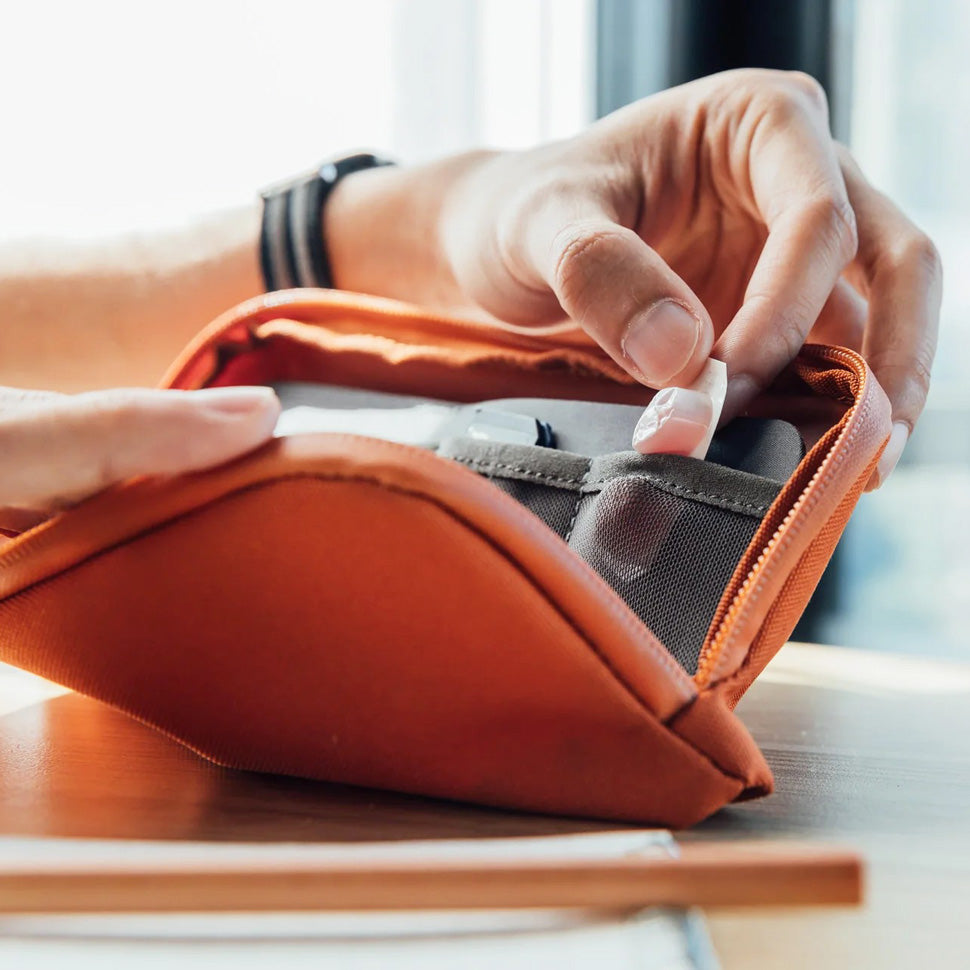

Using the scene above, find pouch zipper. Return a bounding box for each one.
[694,345,871,689]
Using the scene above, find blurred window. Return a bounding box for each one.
[0,0,593,238]
[817,0,970,659]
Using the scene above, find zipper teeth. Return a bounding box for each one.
[694,345,868,687]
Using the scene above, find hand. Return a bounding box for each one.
[333,68,941,487]
[445,69,941,484]
[0,386,279,532]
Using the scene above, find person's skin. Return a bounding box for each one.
[0,69,941,526]
[0,207,281,528]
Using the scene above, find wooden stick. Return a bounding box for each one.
[0,842,862,913]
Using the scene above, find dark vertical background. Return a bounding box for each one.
[597,0,839,117]
[666,0,832,86]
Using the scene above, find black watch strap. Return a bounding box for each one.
[259,152,395,292]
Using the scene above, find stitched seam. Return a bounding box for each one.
[451,456,584,490]
[563,459,592,544]
[451,457,769,516]
[583,474,769,515]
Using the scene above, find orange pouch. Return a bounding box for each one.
[0,290,891,827]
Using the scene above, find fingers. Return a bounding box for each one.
[0,385,280,511]
[632,358,727,457]
[632,387,714,456]
[836,148,942,489]
[715,75,858,418]
[527,215,715,388]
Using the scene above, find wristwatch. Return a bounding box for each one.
[259,152,395,292]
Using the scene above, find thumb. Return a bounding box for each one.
[0,385,280,510]
[535,219,714,388]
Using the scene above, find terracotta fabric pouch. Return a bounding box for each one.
[0,290,891,827]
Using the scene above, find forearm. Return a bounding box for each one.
[0,205,262,391]
[324,149,495,316]
[0,151,495,393]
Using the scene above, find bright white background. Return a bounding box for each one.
[0,0,593,238]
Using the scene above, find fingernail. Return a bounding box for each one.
[632,387,714,456]
[873,421,909,487]
[193,386,280,416]
[621,300,701,386]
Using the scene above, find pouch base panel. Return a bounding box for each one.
[0,470,752,828]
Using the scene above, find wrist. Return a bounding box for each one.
[323,150,498,312]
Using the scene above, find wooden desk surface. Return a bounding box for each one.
[1,642,968,968]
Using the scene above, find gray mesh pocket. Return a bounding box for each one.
[438,439,781,674]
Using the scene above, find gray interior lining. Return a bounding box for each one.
[437,438,777,673]
[436,439,781,516]
[269,381,791,673]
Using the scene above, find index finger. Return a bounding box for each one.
[0,386,280,510]
[714,76,858,417]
